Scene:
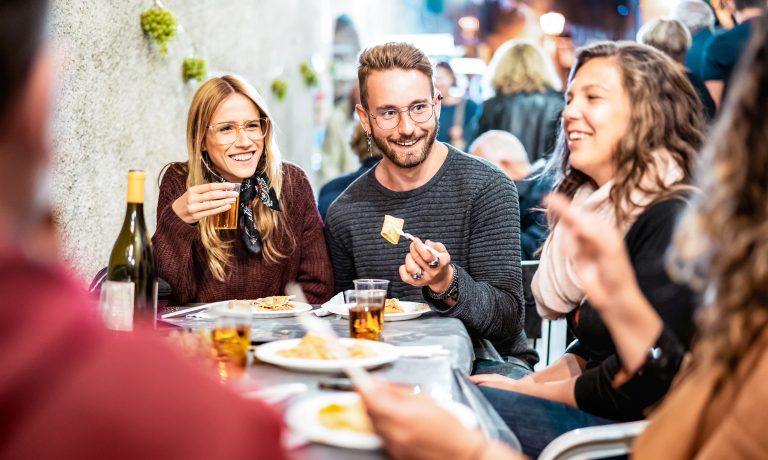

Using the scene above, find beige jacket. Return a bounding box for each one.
[633,326,768,459]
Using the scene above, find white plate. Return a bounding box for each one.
[189,300,313,319]
[285,392,478,450]
[326,301,430,322]
[255,338,398,373]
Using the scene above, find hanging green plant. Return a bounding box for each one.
[182,57,207,83]
[299,63,318,88]
[140,5,177,56]
[271,79,288,101]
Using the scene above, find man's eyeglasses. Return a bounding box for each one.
[207,118,269,145]
[367,102,436,130]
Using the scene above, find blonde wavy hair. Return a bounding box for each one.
[670,15,768,369]
[550,42,705,225]
[488,40,561,95]
[186,75,290,281]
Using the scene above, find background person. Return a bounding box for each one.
[672,0,718,80]
[0,1,285,458]
[325,42,537,374]
[318,123,382,220]
[637,18,716,122]
[476,40,564,164]
[434,61,479,151]
[701,0,765,108]
[468,130,552,260]
[470,42,704,458]
[152,75,333,305]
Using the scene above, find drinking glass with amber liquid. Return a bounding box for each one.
[210,303,251,382]
[347,279,389,341]
[213,183,241,230]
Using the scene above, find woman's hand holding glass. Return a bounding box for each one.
[172,182,239,225]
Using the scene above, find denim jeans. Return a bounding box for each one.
[479,386,619,459]
[473,356,534,380]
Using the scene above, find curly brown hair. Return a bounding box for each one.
[550,41,705,225]
[670,14,768,369]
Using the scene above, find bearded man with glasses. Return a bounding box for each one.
[325,42,537,376]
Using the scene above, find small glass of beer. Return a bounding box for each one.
[213,183,241,230]
[210,302,251,382]
[347,279,389,341]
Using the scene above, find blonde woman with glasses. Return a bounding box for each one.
[152,75,333,305]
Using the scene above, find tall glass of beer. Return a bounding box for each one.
[347,279,389,341]
[210,302,251,382]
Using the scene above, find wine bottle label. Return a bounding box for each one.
[100,280,135,331]
[127,170,145,204]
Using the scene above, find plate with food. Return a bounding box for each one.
[194,296,313,319]
[285,392,478,450]
[255,334,398,373]
[326,298,430,321]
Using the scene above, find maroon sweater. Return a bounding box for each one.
[152,162,333,305]
[0,251,286,459]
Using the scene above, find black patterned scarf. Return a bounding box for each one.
[239,170,281,254]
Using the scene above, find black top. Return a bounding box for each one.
[686,71,716,123]
[514,167,554,260]
[437,98,480,147]
[477,89,564,163]
[567,198,699,421]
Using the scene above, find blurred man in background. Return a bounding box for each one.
[469,130,552,260]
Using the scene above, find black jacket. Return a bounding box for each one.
[477,89,564,163]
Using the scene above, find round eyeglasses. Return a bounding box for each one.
[208,118,269,145]
[367,102,436,130]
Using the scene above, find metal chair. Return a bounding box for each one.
[538,421,648,460]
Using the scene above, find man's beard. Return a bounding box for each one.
[372,123,438,169]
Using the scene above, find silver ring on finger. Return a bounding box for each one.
[411,268,425,280]
[428,256,440,268]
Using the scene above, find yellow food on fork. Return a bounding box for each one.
[380,215,405,245]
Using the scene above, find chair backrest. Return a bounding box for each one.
[522,260,541,339]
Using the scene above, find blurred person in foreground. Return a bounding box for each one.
[471,41,703,457]
[637,18,717,122]
[152,75,333,305]
[358,15,768,460]
[701,0,765,108]
[0,1,285,458]
[434,61,479,151]
[318,123,382,220]
[468,130,552,260]
[672,0,717,80]
[476,40,564,163]
[324,42,537,374]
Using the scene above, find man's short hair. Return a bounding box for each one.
[0,0,49,117]
[357,42,434,109]
[672,1,715,34]
[469,130,530,166]
[637,19,692,64]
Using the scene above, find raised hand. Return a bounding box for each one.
[171,182,239,225]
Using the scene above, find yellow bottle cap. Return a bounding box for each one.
[127,169,145,204]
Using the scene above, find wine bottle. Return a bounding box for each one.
[106,169,158,329]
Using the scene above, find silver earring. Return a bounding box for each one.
[366,133,372,156]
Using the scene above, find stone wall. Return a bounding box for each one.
[49,0,421,282]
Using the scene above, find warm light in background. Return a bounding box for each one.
[458,15,480,34]
[539,12,565,36]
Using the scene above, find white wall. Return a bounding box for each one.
[49,0,422,282]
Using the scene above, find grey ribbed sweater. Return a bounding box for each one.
[325,146,533,362]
